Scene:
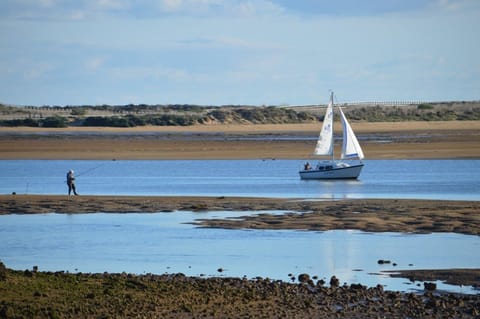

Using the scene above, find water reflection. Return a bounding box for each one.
[304,179,363,199]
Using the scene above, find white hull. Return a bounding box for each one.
[299,163,364,180]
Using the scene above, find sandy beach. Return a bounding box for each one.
[1,121,479,159]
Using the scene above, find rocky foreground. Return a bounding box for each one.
[1,262,479,319]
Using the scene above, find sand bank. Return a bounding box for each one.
[0,121,479,159]
[1,195,479,235]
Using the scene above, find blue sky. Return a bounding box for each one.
[0,0,479,106]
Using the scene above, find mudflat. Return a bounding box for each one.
[2,195,479,235]
[0,121,479,159]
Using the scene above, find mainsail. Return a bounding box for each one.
[339,107,364,160]
[314,97,334,156]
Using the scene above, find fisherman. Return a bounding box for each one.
[66,170,79,196]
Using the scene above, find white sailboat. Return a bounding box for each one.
[299,92,364,179]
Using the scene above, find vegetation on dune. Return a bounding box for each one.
[0,101,479,127]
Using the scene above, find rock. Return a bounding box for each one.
[424,282,437,291]
[0,261,6,281]
[298,273,310,283]
[329,276,339,287]
[317,279,325,286]
[350,283,364,290]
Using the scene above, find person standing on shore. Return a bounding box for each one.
[66,170,79,196]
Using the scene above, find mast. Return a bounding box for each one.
[330,91,335,162]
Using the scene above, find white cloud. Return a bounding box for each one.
[39,0,56,7]
[24,63,54,80]
[433,0,480,11]
[160,0,183,12]
[85,57,106,72]
[96,0,130,10]
[155,0,284,17]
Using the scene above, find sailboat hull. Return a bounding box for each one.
[299,163,364,180]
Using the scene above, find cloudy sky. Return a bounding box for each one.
[0,0,479,106]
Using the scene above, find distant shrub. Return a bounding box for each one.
[41,116,67,128]
[83,116,130,127]
[125,115,146,126]
[71,108,87,116]
[146,115,196,126]
[417,104,434,110]
[0,118,39,127]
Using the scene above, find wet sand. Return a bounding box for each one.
[1,195,479,235]
[1,121,479,159]
[386,269,480,288]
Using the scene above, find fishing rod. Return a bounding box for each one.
[75,162,109,178]
[66,161,113,182]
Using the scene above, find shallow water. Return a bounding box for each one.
[1,159,479,200]
[1,159,479,294]
[0,212,478,294]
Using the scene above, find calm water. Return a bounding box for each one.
[0,212,479,294]
[0,159,479,200]
[1,159,479,294]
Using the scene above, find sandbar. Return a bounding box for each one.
[1,195,479,235]
[1,121,479,159]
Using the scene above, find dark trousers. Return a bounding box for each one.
[68,182,78,195]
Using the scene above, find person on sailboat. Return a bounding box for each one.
[66,170,79,196]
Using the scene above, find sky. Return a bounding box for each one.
[0,0,479,106]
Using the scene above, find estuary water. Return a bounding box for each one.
[0,159,479,200]
[0,212,479,294]
[1,159,479,294]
